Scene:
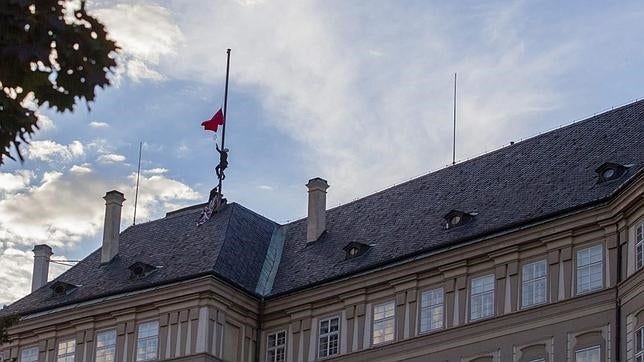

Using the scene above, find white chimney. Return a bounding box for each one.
[101,190,125,264]
[32,244,53,292]
[306,177,329,243]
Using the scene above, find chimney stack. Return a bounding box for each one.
[31,244,52,292]
[101,190,125,264]
[306,177,329,243]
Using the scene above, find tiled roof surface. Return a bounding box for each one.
[2,100,643,315]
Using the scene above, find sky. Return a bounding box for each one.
[1,0,644,306]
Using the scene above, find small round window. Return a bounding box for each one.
[602,168,616,179]
[349,247,359,256]
[450,215,461,226]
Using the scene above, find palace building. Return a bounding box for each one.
[1,100,643,362]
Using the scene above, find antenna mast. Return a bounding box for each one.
[133,141,142,225]
[452,72,457,165]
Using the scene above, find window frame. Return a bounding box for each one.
[521,259,548,309]
[636,326,644,362]
[636,223,643,270]
[371,300,396,346]
[94,328,117,362]
[469,274,495,321]
[56,337,76,362]
[418,287,444,334]
[574,345,601,361]
[20,346,39,362]
[317,315,341,359]
[266,330,287,362]
[135,320,159,362]
[575,244,604,295]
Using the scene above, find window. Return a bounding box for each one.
[372,301,395,345]
[470,275,495,321]
[135,321,159,362]
[575,345,600,362]
[522,260,547,308]
[636,327,644,362]
[419,288,444,333]
[318,317,340,358]
[20,347,39,362]
[95,330,117,362]
[528,359,545,362]
[266,331,286,362]
[57,339,75,362]
[576,245,603,294]
[637,224,643,270]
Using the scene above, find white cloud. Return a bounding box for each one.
[258,185,273,191]
[89,121,110,128]
[70,164,92,174]
[143,168,168,175]
[97,153,126,163]
[0,170,34,193]
[27,140,85,162]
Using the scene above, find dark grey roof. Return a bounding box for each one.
[2,100,643,316]
[269,100,644,295]
[1,203,276,316]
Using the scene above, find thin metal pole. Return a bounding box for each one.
[452,73,457,165]
[217,49,231,199]
[133,141,142,225]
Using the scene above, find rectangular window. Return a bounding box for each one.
[20,347,39,362]
[576,245,603,294]
[575,345,600,362]
[57,339,76,362]
[135,321,159,362]
[95,330,117,362]
[636,326,644,362]
[266,331,286,362]
[419,288,444,333]
[636,224,643,270]
[372,301,395,345]
[521,260,548,308]
[318,316,340,358]
[470,274,495,321]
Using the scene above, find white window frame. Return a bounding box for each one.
[135,320,159,362]
[95,329,117,362]
[317,316,340,359]
[575,345,601,361]
[521,259,548,308]
[576,244,604,295]
[56,338,76,362]
[636,326,644,362]
[528,359,545,362]
[470,274,495,321]
[419,288,444,333]
[636,223,643,270]
[20,346,39,362]
[266,330,286,362]
[372,300,395,345]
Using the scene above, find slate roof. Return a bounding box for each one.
[2,100,643,316]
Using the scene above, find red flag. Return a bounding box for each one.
[201,109,224,132]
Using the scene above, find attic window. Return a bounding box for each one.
[128,262,158,279]
[50,281,78,296]
[342,242,371,260]
[444,210,476,229]
[595,162,628,183]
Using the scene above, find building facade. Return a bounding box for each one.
[1,101,643,362]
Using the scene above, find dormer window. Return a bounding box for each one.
[444,210,476,229]
[50,281,79,296]
[595,162,628,183]
[128,262,158,279]
[342,242,371,260]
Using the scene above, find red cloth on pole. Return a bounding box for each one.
[201,109,224,132]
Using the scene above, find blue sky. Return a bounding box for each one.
[1,0,644,305]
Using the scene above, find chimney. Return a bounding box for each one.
[306,177,329,243]
[32,244,53,291]
[101,190,125,264]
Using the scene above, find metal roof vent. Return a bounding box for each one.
[128,261,159,279]
[343,242,371,260]
[50,281,79,297]
[444,210,476,229]
[595,162,628,183]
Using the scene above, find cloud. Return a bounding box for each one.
[27,140,85,162]
[257,185,274,191]
[97,153,126,163]
[89,121,110,128]
[143,168,168,175]
[70,164,92,174]
[0,170,34,193]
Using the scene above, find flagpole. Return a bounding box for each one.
[217,49,231,201]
